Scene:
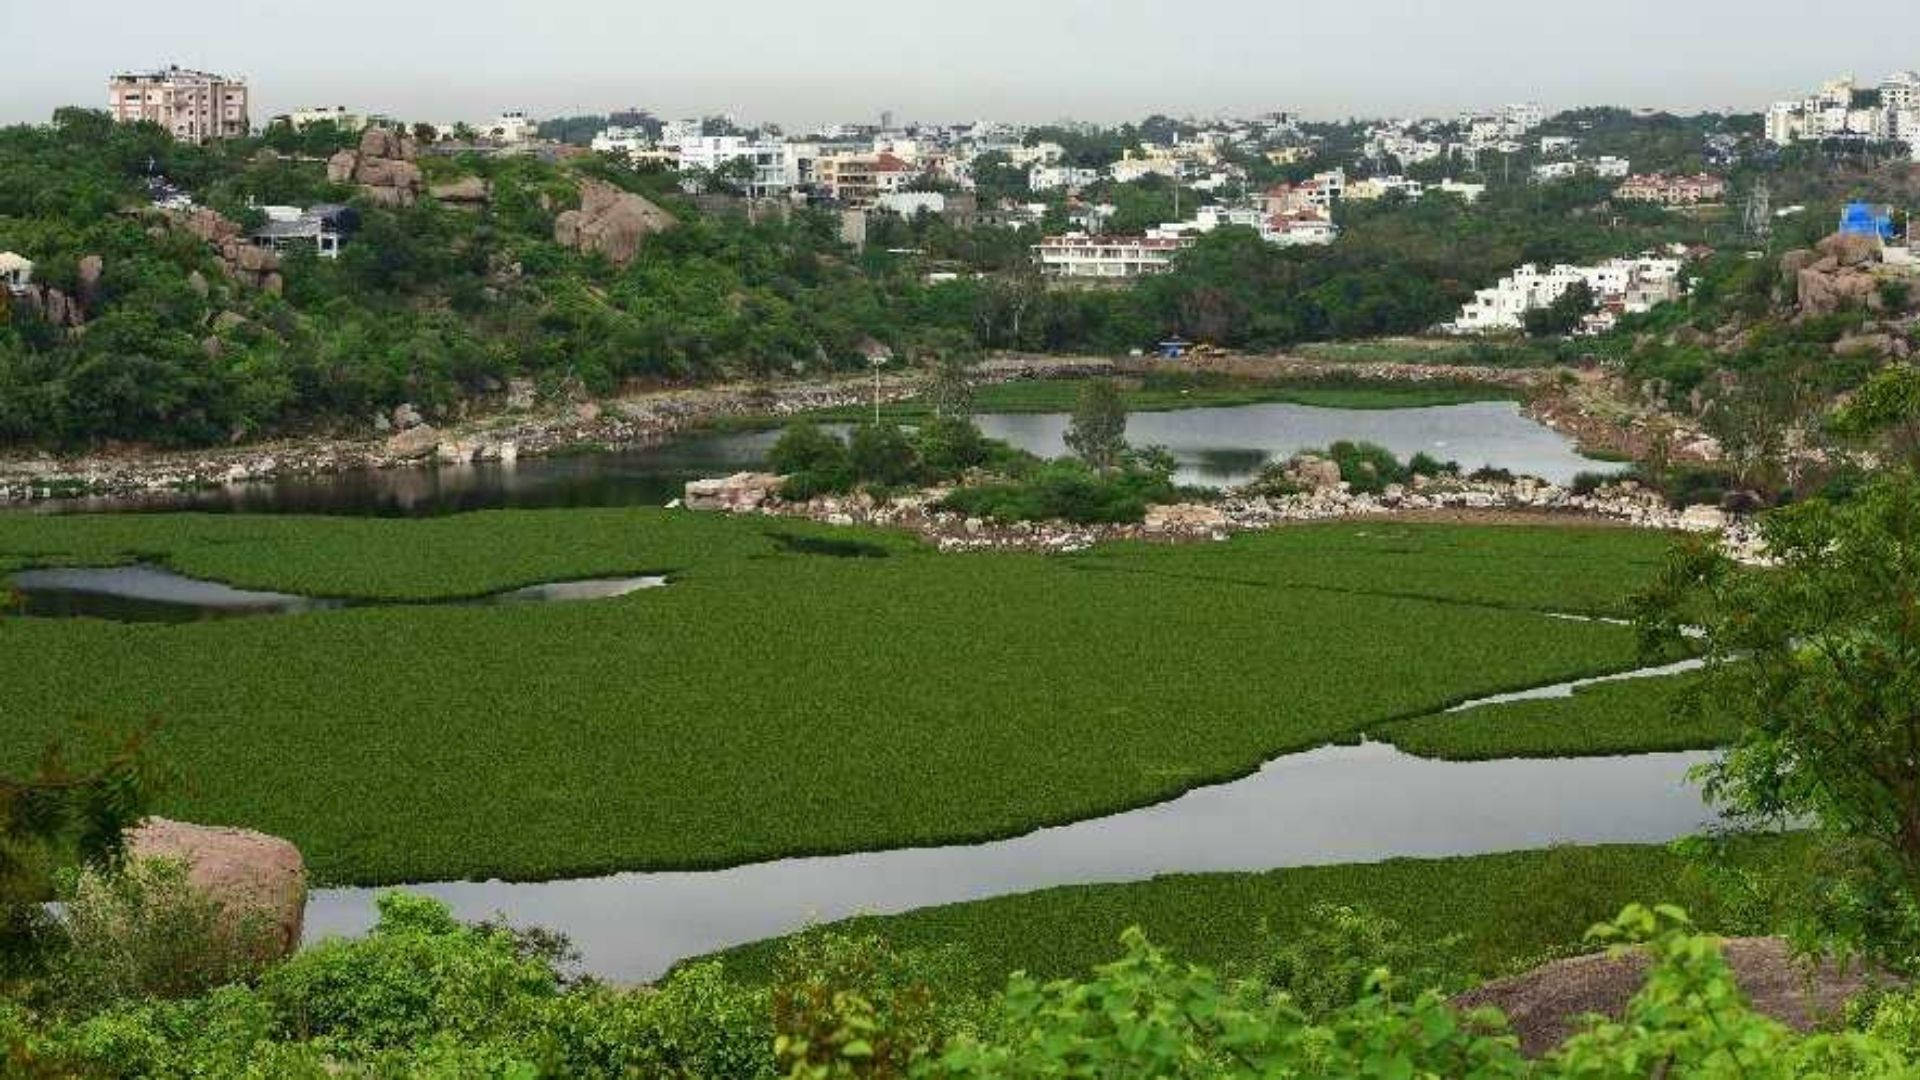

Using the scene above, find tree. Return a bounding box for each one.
[2,727,151,984]
[1700,364,1817,490]
[1523,281,1596,337]
[915,330,980,420]
[1636,471,1920,965]
[1065,379,1129,473]
[1830,364,1920,469]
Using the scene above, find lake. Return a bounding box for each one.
[30,401,1617,516]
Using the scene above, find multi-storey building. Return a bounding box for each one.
[672,136,789,198]
[1614,173,1728,205]
[1447,255,1683,335]
[815,152,914,209]
[108,66,249,141]
[1033,233,1190,278]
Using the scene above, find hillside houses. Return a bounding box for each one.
[1447,255,1685,335]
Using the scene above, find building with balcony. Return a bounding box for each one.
[1447,255,1683,335]
[108,66,249,141]
[1033,233,1191,279]
[248,204,358,259]
[1615,173,1728,205]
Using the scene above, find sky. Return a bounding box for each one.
[4,0,1918,129]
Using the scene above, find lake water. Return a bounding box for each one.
[6,564,667,622]
[304,739,1717,982]
[30,401,1617,516]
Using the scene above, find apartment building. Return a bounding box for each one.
[673,136,790,198]
[1447,255,1683,334]
[1033,233,1191,279]
[1614,173,1727,205]
[280,106,365,132]
[1767,71,1920,147]
[108,66,249,141]
[1346,174,1424,201]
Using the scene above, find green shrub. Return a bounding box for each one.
[770,422,854,497]
[848,422,919,488]
[1326,440,1408,494]
[1249,903,1469,1020]
[937,461,1175,524]
[260,893,557,1056]
[913,417,990,479]
[771,932,980,1079]
[1570,471,1611,496]
[49,858,280,1014]
[1407,452,1457,478]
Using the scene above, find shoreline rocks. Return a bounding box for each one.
[682,469,1766,562]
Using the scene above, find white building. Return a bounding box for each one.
[1447,255,1683,334]
[0,252,32,295]
[591,126,652,154]
[278,106,365,132]
[1539,135,1577,156]
[1147,205,1267,239]
[1435,179,1487,203]
[1766,72,1920,147]
[1109,155,1180,184]
[1029,164,1099,192]
[1592,156,1631,179]
[874,191,945,217]
[673,136,789,198]
[1033,233,1191,278]
[1346,174,1424,201]
[248,204,355,259]
[485,111,535,144]
[1007,142,1066,167]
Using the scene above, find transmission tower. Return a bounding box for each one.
[1743,180,1773,246]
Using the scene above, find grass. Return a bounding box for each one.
[1294,339,1567,370]
[1378,671,1738,761]
[785,375,1516,427]
[0,511,1677,886]
[708,836,1807,990]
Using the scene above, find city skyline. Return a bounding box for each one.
[6,0,1920,129]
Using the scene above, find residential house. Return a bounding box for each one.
[249,204,358,259]
[1029,164,1099,192]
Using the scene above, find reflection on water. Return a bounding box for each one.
[26,402,1619,517]
[304,741,1717,982]
[6,565,667,623]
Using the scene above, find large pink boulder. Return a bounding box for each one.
[124,818,307,958]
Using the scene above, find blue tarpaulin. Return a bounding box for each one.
[1839,201,1895,239]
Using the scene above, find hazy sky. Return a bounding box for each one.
[5,0,1918,128]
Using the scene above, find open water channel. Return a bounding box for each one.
[7,399,1683,982]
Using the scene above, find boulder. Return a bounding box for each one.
[505,377,537,411]
[391,402,424,430]
[684,472,784,512]
[1778,249,1816,279]
[1798,267,1881,316]
[358,126,417,162]
[76,255,104,307]
[385,424,440,459]
[430,176,491,206]
[1143,503,1230,533]
[1680,504,1730,531]
[1284,454,1345,491]
[186,269,209,298]
[1834,332,1900,359]
[124,818,306,960]
[1818,231,1883,268]
[325,149,359,184]
[553,179,678,266]
[1452,937,1884,1058]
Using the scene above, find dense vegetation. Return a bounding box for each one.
[1379,671,1732,760]
[0,105,1755,451]
[0,511,1668,884]
[712,839,1803,990]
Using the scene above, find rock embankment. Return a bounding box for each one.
[685,466,1762,560]
[0,358,1118,505]
[1453,937,1883,1057]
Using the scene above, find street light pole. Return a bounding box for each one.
[870,356,886,424]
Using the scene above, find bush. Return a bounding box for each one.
[1570,471,1611,496]
[914,417,991,480]
[1326,440,1407,495]
[1406,452,1457,478]
[770,422,854,497]
[771,932,980,1079]
[48,858,280,1014]
[937,461,1176,524]
[848,422,920,488]
[1249,903,1469,1020]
